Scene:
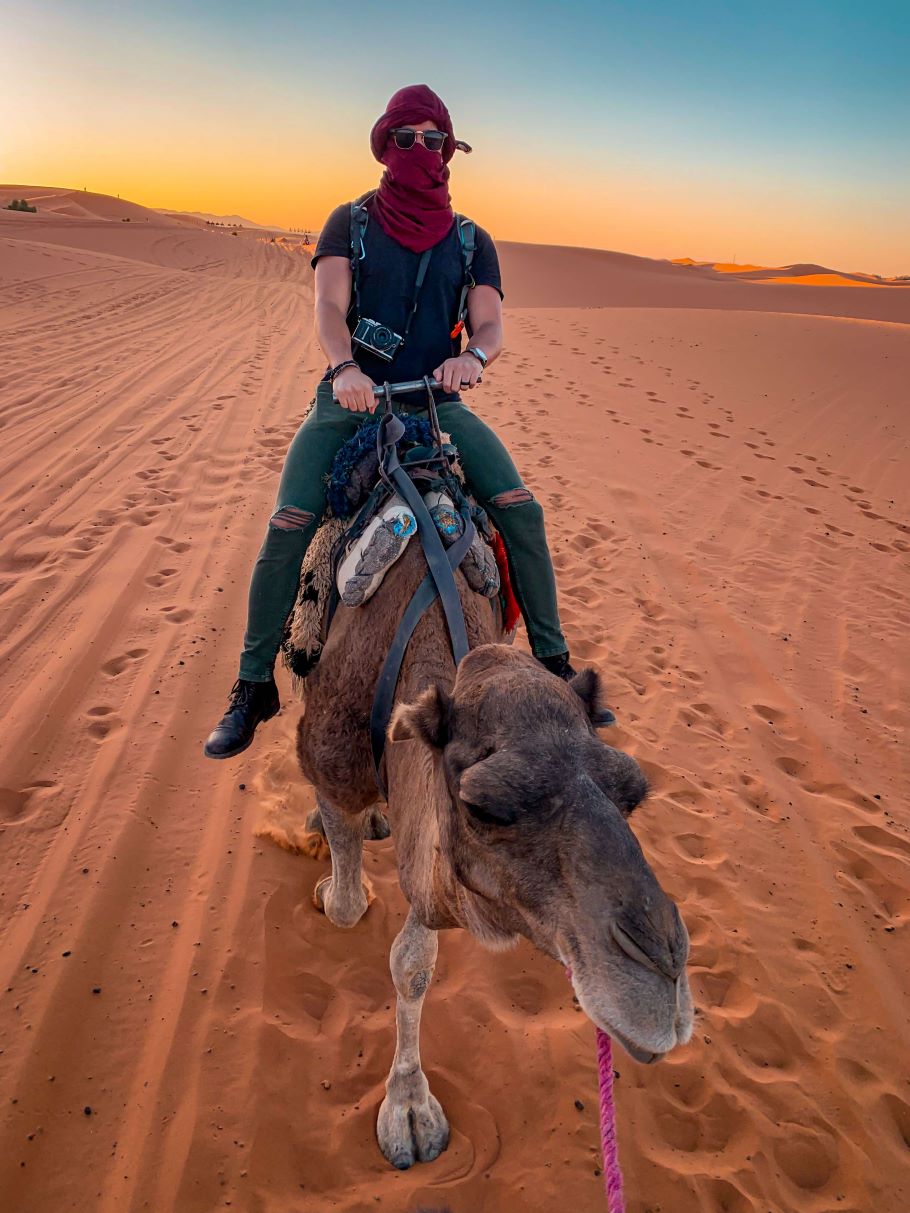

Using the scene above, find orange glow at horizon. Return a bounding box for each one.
[6,145,907,280]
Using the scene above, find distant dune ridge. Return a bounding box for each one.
[153,207,295,230]
[1,184,909,1213]
[3,183,907,310]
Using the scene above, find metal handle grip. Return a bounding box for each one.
[370,378,444,399]
[331,377,445,404]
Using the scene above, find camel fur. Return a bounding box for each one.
[296,541,693,1169]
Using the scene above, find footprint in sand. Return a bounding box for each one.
[101,647,148,677]
[160,605,193,624]
[879,1092,910,1154]
[0,781,59,825]
[673,831,728,868]
[633,596,668,623]
[125,508,159,527]
[852,823,910,861]
[155,536,190,554]
[85,705,123,740]
[833,840,909,920]
[680,701,731,739]
[145,567,178,588]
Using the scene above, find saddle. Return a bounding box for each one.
[281,383,520,795]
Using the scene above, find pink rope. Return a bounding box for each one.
[595,1027,625,1213]
[566,968,625,1210]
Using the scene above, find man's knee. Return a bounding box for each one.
[269,505,315,532]
[491,487,535,509]
[488,487,546,540]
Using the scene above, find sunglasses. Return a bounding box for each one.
[390,127,448,152]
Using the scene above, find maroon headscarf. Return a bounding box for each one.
[368,84,458,253]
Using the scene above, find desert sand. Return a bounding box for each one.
[1,186,909,1213]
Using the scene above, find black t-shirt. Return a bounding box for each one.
[312,198,503,404]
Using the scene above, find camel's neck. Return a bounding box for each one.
[386,581,512,934]
[387,663,525,947]
[397,645,458,706]
[388,745,525,946]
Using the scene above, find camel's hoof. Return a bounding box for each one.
[377,1090,449,1170]
[305,808,326,836]
[312,874,374,928]
[364,807,391,841]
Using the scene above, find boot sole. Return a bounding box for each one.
[202,703,280,761]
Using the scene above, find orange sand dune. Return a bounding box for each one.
[1,184,183,224]
[762,273,886,288]
[672,257,904,285]
[502,243,910,320]
[1,201,909,1213]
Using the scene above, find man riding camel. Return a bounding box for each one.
[204,84,576,759]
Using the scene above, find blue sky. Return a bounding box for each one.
[3,0,908,271]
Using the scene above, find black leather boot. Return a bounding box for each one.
[538,651,577,681]
[203,678,280,759]
[538,652,616,727]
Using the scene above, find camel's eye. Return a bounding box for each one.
[458,747,536,827]
[462,797,521,827]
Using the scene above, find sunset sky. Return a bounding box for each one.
[2,0,908,275]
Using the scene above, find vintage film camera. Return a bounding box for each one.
[352,317,404,363]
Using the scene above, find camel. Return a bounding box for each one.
[297,541,693,1169]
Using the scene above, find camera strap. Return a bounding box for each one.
[399,247,434,344]
[349,195,474,345]
[348,192,375,324]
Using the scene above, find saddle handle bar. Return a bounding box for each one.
[331,378,446,405]
[370,378,444,399]
[333,377,485,403]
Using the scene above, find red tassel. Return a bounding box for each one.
[450,319,465,339]
[492,531,521,632]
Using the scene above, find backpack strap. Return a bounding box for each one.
[451,214,476,340]
[349,192,375,321]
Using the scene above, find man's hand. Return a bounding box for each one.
[432,352,483,394]
[333,365,377,413]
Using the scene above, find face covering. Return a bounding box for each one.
[368,84,458,253]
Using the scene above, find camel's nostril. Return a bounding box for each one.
[611,920,676,980]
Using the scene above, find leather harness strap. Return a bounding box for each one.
[368,409,475,798]
[378,414,470,663]
[369,520,474,796]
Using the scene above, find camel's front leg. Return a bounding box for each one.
[377,908,449,1169]
[312,795,375,928]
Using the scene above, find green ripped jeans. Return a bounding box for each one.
[238,380,567,682]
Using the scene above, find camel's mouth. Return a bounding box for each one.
[560,941,690,1064]
[604,1024,663,1065]
[582,1000,675,1065]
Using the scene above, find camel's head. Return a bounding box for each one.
[390,644,693,1064]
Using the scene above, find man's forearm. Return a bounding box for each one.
[467,321,502,364]
[315,300,354,367]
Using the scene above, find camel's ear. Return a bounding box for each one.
[569,667,600,718]
[595,746,649,817]
[389,684,451,750]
